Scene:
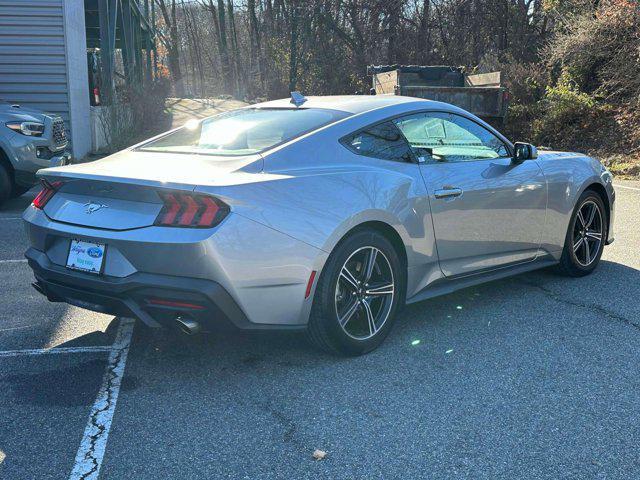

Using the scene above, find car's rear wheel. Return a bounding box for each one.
[557,190,607,277]
[307,229,403,356]
[10,183,31,198]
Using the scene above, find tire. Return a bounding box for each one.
[557,190,607,277]
[307,229,404,356]
[10,183,30,198]
[0,164,11,207]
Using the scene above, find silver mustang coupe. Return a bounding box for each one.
[23,95,615,355]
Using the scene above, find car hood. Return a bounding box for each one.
[0,102,51,122]
[38,149,264,189]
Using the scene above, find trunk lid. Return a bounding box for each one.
[38,150,262,230]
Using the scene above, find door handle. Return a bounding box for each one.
[434,186,463,199]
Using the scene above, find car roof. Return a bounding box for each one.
[252,95,456,115]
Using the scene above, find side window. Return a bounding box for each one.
[342,121,414,163]
[393,112,509,163]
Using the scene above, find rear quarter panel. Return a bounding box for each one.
[194,118,442,299]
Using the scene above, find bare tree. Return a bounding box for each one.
[155,0,184,95]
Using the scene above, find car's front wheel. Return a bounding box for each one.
[0,163,11,206]
[307,229,403,356]
[558,190,607,277]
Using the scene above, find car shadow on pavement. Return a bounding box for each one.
[0,319,121,408]
[89,259,640,480]
[4,259,639,479]
[7,257,637,410]
[90,258,640,367]
[29,258,640,366]
[1,357,107,408]
[0,188,37,212]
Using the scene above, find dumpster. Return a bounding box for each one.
[368,65,508,121]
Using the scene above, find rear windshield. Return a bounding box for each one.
[138,107,350,156]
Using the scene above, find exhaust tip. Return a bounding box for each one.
[175,315,201,335]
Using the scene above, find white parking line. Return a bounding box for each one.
[614,184,640,192]
[0,217,22,221]
[0,324,38,333]
[0,259,27,264]
[69,317,135,480]
[0,346,112,358]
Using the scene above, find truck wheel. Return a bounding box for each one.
[10,184,31,198]
[0,164,11,206]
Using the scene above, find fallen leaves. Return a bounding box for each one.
[312,449,327,460]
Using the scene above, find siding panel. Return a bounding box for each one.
[0,45,66,55]
[0,83,68,93]
[0,7,63,17]
[0,16,63,27]
[0,74,67,84]
[0,26,64,36]
[0,64,66,74]
[0,0,69,133]
[0,55,66,65]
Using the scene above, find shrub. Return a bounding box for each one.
[544,0,640,104]
[530,73,602,147]
[541,75,596,122]
[96,79,171,154]
[478,52,550,106]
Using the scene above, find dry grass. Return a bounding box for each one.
[587,106,640,179]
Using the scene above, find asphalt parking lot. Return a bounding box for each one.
[1,182,639,480]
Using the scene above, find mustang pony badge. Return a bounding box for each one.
[84,202,109,214]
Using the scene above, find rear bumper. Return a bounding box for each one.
[26,248,304,331]
[23,207,325,328]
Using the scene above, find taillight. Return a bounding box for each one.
[32,180,62,209]
[155,192,229,228]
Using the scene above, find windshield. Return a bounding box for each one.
[139,107,350,156]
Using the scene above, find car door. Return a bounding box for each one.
[394,111,547,277]
[339,120,443,297]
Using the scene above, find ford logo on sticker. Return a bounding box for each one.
[87,247,103,258]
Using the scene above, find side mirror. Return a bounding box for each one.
[513,142,538,163]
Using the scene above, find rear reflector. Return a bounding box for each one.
[305,270,317,299]
[146,298,206,310]
[155,192,229,228]
[33,180,62,209]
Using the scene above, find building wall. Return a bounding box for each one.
[0,0,90,158]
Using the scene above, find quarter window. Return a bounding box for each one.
[342,122,414,163]
[393,112,509,163]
